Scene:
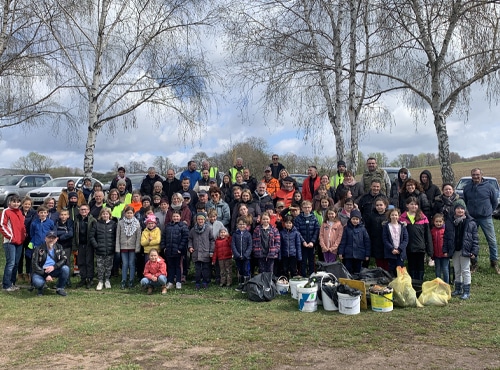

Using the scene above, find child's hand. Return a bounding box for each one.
[365,257,369,261]
[338,254,343,260]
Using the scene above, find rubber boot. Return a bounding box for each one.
[460,284,470,300]
[241,276,250,294]
[451,282,462,297]
[235,277,243,292]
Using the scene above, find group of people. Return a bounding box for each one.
[2,156,498,300]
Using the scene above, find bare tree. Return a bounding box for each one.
[372,0,500,183]
[0,0,66,129]
[153,156,176,176]
[11,152,56,173]
[39,0,214,176]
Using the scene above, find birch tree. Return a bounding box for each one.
[223,0,389,173]
[40,0,213,176]
[0,0,64,129]
[372,0,500,183]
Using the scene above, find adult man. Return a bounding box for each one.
[302,165,321,201]
[180,177,198,206]
[359,157,391,195]
[329,160,347,190]
[31,231,69,296]
[197,190,210,210]
[274,176,296,207]
[200,159,221,185]
[163,168,182,201]
[89,191,105,219]
[254,182,273,211]
[110,166,132,193]
[57,179,86,212]
[228,157,244,183]
[262,167,280,198]
[269,154,285,180]
[242,168,258,193]
[358,179,388,221]
[140,167,164,197]
[117,180,132,205]
[194,169,211,193]
[180,160,201,191]
[463,168,500,274]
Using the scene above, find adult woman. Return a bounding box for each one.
[220,174,233,203]
[334,170,363,204]
[106,188,126,220]
[231,189,261,232]
[206,187,230,228]
[320,174,336,200]
[398,178,431,220]
[43,197,59,222]
[165,192,192,227]
[390,168,409,207]
[433,183,465,221]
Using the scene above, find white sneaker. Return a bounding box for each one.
[104,280,111,289]
[96,282,103,291]
[176,282,182,289]
[3,286,17,292]
[166,282,174,290]
[428,259,435,267]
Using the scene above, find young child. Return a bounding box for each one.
[319,208,343,263]
[252,212,280,273]
[30,205,56,284]
[399,197,433,281]
[212,228,233,287]
[279,215,302,278]
[294,200,320,277]
[431,213,449,283]
[90,207,117,290]
[232,216,253,291]
[264,204,278,227]
[338,209,371,274]
[55,209,74,285]
[161,210,189,290]
[1,195,26,291]
[339,198,355,227]
[116,205,142,289]
[188,213,215,289]
[141,248,168,295]
[141,215,161,263]
[73,204,96,289]
[365,197,389,270]
[444,204,479,300]
[382,208,409,276]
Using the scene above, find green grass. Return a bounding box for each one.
[1,223,500,369]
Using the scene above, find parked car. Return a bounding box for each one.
[0,174,52,207]
[289,174,308,193]
[28,176,103,208]
[455,176,500,218]
[382,167,412,184]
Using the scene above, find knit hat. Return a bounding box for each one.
[350,209,362,220]
[337,160,346,167]
[68,192,78,199]
[454,203,466,211]
[145,215,157,225]
[196,212,206,219]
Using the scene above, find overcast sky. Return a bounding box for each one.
[0,85,499,174]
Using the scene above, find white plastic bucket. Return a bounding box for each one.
[311,272,329,306]
[321,274,338,311]
[337,292,360,315]
[290,277,308,300]
[276,276,289,295]
[298,285,318,312]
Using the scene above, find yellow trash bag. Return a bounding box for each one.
[388,266,420,308]
[417,278,451,306]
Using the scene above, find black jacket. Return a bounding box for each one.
[90,219,117,256]
[32,243,67,277]
[140,174,164,197]
[444,215,479,257]
[161,221,189,258]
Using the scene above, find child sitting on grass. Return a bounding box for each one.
[141,248,167,295]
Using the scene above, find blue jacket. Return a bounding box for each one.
[293,213,320,244]
[382,221,409,260]
[338,221,371,260]
[180,169,201,190]
[55,218,74,250]
[161,221,189,258]
[463,180,498,218]
[30,218,55,248]
[231,228,252,260]
[279,226,302,261]
[443,215,479,257]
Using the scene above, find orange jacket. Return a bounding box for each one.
[262,177,280,198]
[143,257,167,279]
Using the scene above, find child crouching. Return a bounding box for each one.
[140,249,167,295]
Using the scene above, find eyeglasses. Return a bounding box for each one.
[184,197,190,200]
[272,157,278,160]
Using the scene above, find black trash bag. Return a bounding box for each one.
[246,272,278,302]
[316,261,352,280]
[352,267,393,281]
[333,283,361,307]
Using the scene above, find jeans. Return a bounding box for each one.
[140,275,167,287]
[194,261,211,285]
[32,265,70,290]
[434,257,450,283]
[121,251,136,282]
[3,243,22,289]
[474,217,498,262]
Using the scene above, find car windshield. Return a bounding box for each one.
[42,178,76,188]
[456,178,499,191]
[0,176,21,186]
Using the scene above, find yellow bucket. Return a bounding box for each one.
[369,287,393,312]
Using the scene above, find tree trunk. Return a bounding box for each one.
[434,113,455,184]
[84,125,98,177]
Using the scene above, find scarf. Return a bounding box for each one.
[194,223,206,234]
[171,203,182,211]
[342,177,356,187]
[453,215,466,226]
[123,217,139,237]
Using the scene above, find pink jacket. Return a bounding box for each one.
[319,220,343,254]
[143,257,167,279]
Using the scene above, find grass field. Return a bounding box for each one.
[1,224,500,369]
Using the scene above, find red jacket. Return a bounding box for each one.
[301,176,321,201]
[1,207,26,245]
[431,226,446,258]
[213,236,232,263]
[143,257,167,279]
